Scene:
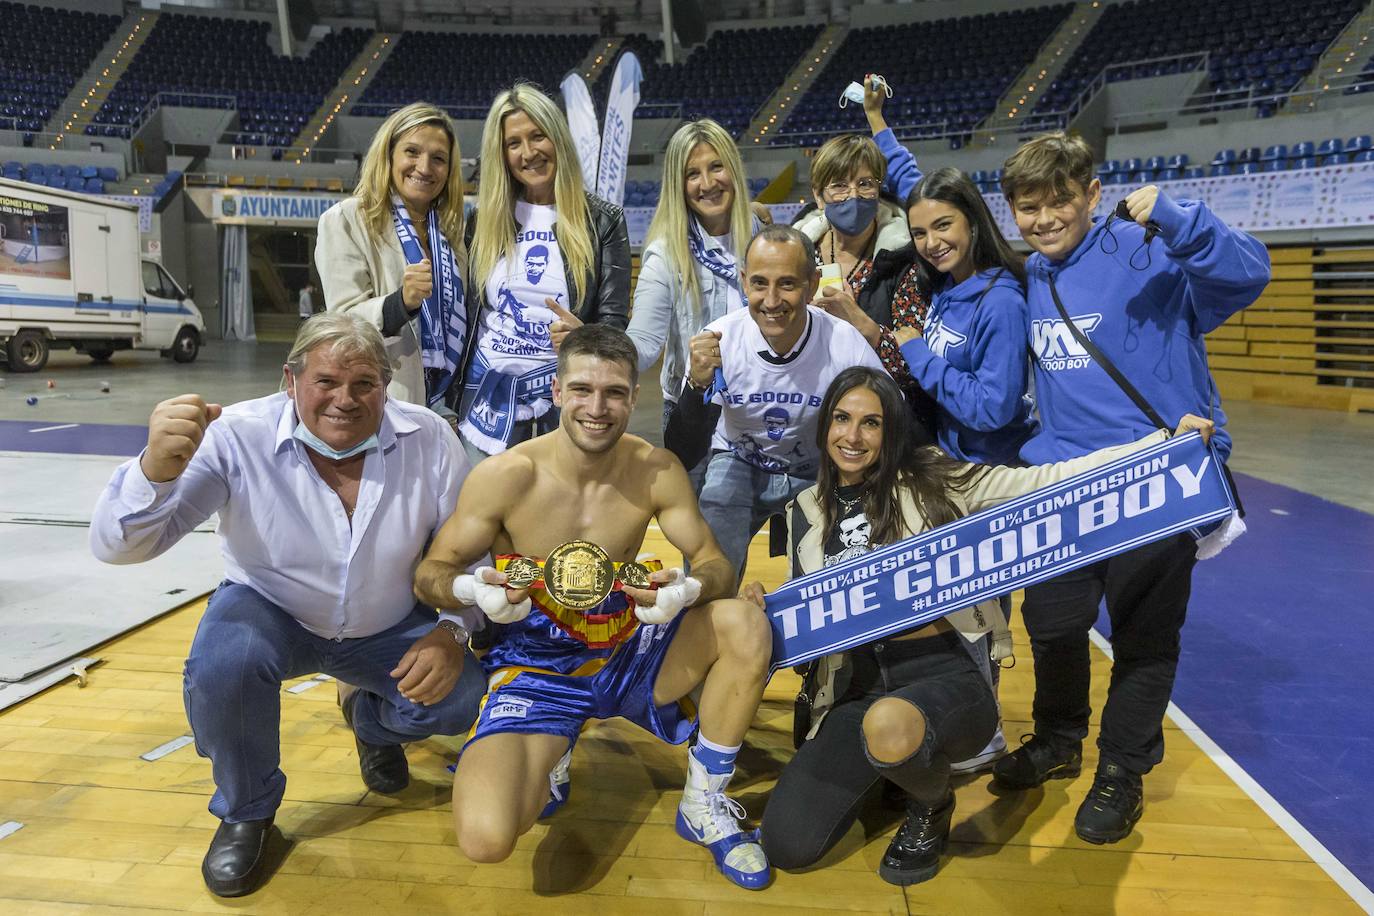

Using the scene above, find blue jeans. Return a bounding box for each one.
[698,450,813,579]
[182,582,486,822]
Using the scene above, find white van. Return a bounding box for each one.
[0,177,205,372]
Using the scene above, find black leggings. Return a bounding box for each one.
[761,631,997,870]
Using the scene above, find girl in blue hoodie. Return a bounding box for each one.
[894,167,1036,466]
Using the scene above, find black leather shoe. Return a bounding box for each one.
[992,734,1082,790]
[877,792,955,886]
[340,688,409,794]
[1074,762,1144,844]
[202,817,274,897]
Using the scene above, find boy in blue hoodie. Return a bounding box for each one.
[993,132,1269,844]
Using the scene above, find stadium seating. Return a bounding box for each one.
[1035,0,1364,117]
[633,25,822,138]
[0,2,121,137]
[353,31,595,120]
[1114,134,1374,182]
[93,15,369,146]
[774,5,1072,147]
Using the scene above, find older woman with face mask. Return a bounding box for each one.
[793,134,936,443]
[458,83,631,464]
[316,102,470,415]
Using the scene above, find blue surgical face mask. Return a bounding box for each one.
[292,421,378,461]
[826,195,879,237]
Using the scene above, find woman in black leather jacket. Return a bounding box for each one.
[456,82,631,462]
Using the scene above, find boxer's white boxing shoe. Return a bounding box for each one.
[539,748,573,819]
[675,755,771,890]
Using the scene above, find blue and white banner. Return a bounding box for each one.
[597,51,642,207]
[766,433,1236,669]
[561,71,601,194]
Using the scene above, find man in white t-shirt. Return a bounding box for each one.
[665,224,887,576]
[298,283,314,321]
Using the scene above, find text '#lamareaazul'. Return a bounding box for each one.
[765,432,1236,668]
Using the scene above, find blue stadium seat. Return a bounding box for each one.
[1293,157,1317,169]
[1290,140,1315,158]
[86,178,104,194]
[1209,164,1234,177]
[1316,137,1343,156]
[1322,152,1349,165]
[1212,148,1237,165]
[1260,144,1287,162]
[98,167,117,182]
[1348,135,1373,152]
[1167,154,1190,168]
[1355,150,1374,163]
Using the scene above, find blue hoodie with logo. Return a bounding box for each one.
[899,268,1036,464]
[1019,193,1270,464]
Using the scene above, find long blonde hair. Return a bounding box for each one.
[645,119,753,309]
[471,83,592,307]
[353,101,464,247]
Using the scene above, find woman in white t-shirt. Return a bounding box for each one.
[460,83,631,462]
[627,119,758,439]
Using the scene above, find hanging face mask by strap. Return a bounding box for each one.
[1100,198,1163,271]
[838,73,892,109]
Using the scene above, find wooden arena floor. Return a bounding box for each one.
[0,530,1362,915]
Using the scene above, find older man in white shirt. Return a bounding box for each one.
[91,313,484,898]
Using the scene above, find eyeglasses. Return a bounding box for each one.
[823,177,881,202]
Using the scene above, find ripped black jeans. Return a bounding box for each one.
[761,630,997,870]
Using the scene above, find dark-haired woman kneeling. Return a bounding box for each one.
[748,367,1212,886]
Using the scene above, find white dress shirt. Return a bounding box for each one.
[91,391,480,640]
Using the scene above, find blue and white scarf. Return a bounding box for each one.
[686,215,749,314]
[391,195,466,407]
[458,350,556,455]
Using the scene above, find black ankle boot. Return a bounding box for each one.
[877,792,955,886]
[202,817,275,897]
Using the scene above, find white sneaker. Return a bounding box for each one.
[539,748,572,819]
[674,755,771,890]
[950,725,1008,775]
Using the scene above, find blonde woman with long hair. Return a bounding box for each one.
[627,119,758,440]
[459,82,630,460]
[315,101,471,411]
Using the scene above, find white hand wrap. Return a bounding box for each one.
[452,567,531,624]
[634,568,702,625]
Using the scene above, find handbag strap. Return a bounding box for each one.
[1046,272,1169,430]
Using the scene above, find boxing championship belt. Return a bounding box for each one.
[496,540,661,648]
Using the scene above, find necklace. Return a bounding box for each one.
[827,228,875,287]
[834,487,863,513]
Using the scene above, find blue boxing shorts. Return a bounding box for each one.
[465,615,696,748]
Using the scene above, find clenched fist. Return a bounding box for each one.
[402,258,433,310]
[687,329,724,390]
[141,394,222,483]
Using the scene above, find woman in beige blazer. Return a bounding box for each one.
[316,102,472,411]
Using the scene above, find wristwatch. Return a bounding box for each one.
[435,619,471,646]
